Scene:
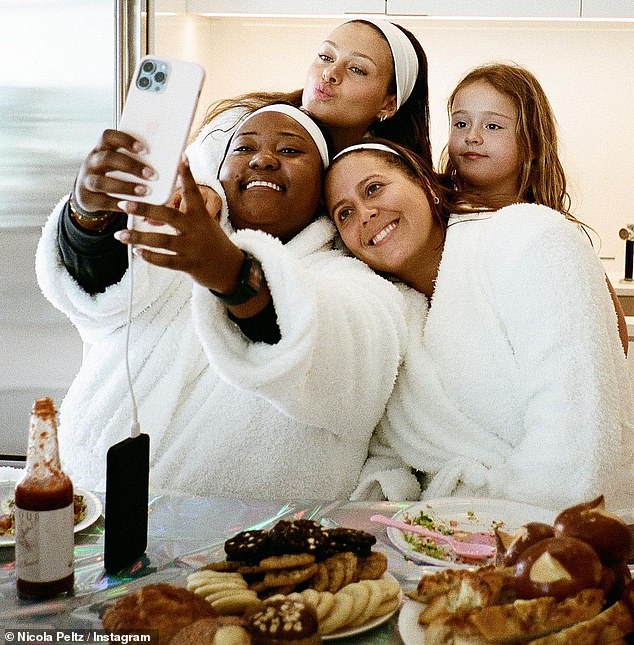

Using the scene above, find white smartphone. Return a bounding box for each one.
[107,56,205,205]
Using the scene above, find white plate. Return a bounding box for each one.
[73,489,103,533]
[387,497,555,568]
[322,572,402,641]
[398,598,425,645]
[0,480,102,547]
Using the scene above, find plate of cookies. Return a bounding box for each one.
[186,518,403,639]
[100,519,403,642]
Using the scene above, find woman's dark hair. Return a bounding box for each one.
[194,23,432,171]
[193,90,303,142]
[358,22,433,172]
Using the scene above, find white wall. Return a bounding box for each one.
[157,15,634,275]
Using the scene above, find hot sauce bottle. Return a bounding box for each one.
[15,397,74,599]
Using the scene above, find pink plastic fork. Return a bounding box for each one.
[370,514,495,560]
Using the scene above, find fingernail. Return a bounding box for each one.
[132,141,146,154]
[114,229,130,242]
[142,166,156,179]
[134,184,149,196]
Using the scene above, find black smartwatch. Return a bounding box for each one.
[210,252,265,306]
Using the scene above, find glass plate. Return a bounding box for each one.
[387,497,555,568]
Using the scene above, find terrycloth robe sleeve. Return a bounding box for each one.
[35,196,179,344]
[477,207,634,509]
[191,216,407,439]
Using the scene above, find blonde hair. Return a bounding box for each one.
[440,63,572,217]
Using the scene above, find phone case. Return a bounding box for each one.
[104,433,150,574]
[107,56,205,205]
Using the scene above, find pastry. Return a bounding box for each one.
[101,583,217,645]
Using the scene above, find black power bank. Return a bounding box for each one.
[104,433,150,574]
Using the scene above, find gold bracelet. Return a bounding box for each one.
[68,195,117,231]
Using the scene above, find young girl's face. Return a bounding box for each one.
[448,80,521,199]
[219,112,323,242]
[302,22,396,135]
[325,153,438,277]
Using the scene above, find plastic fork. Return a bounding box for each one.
[369,514,495,560]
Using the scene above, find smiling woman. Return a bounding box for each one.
[325,139,634,511]
[34,104,416,501]
[218,107,327,242]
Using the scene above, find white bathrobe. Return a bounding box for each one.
[358,204,634,511]
[35,186,412,499]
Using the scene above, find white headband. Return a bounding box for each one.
[363,19,419,110]
[238,104,330,168]
[332,142,402,163]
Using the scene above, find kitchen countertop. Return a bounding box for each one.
[1,495,632,641]
[608,272,634,338]
[0,497,422,642]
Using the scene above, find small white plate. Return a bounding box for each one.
[398,598,425,645]
[73,489,103,533]
[322,572,402,640]
[387,497,555,568]
[0,480,102,547]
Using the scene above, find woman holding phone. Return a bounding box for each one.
[35,105,416,500]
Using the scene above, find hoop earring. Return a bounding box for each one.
[433,196,440,205]
[379,114,388,122]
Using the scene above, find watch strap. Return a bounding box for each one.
[209,252,264,306]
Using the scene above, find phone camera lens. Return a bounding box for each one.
[138,76,150,89]
[154,71,166,84]
[142,60,156,74]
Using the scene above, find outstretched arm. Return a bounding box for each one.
[114,159,273,321]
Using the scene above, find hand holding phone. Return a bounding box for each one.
[107,56,205,205]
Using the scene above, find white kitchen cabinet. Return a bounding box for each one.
[582,0,634,18]
[185,0,386,15]
[386,0,581,18]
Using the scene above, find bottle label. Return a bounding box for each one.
[15,504,74,583]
